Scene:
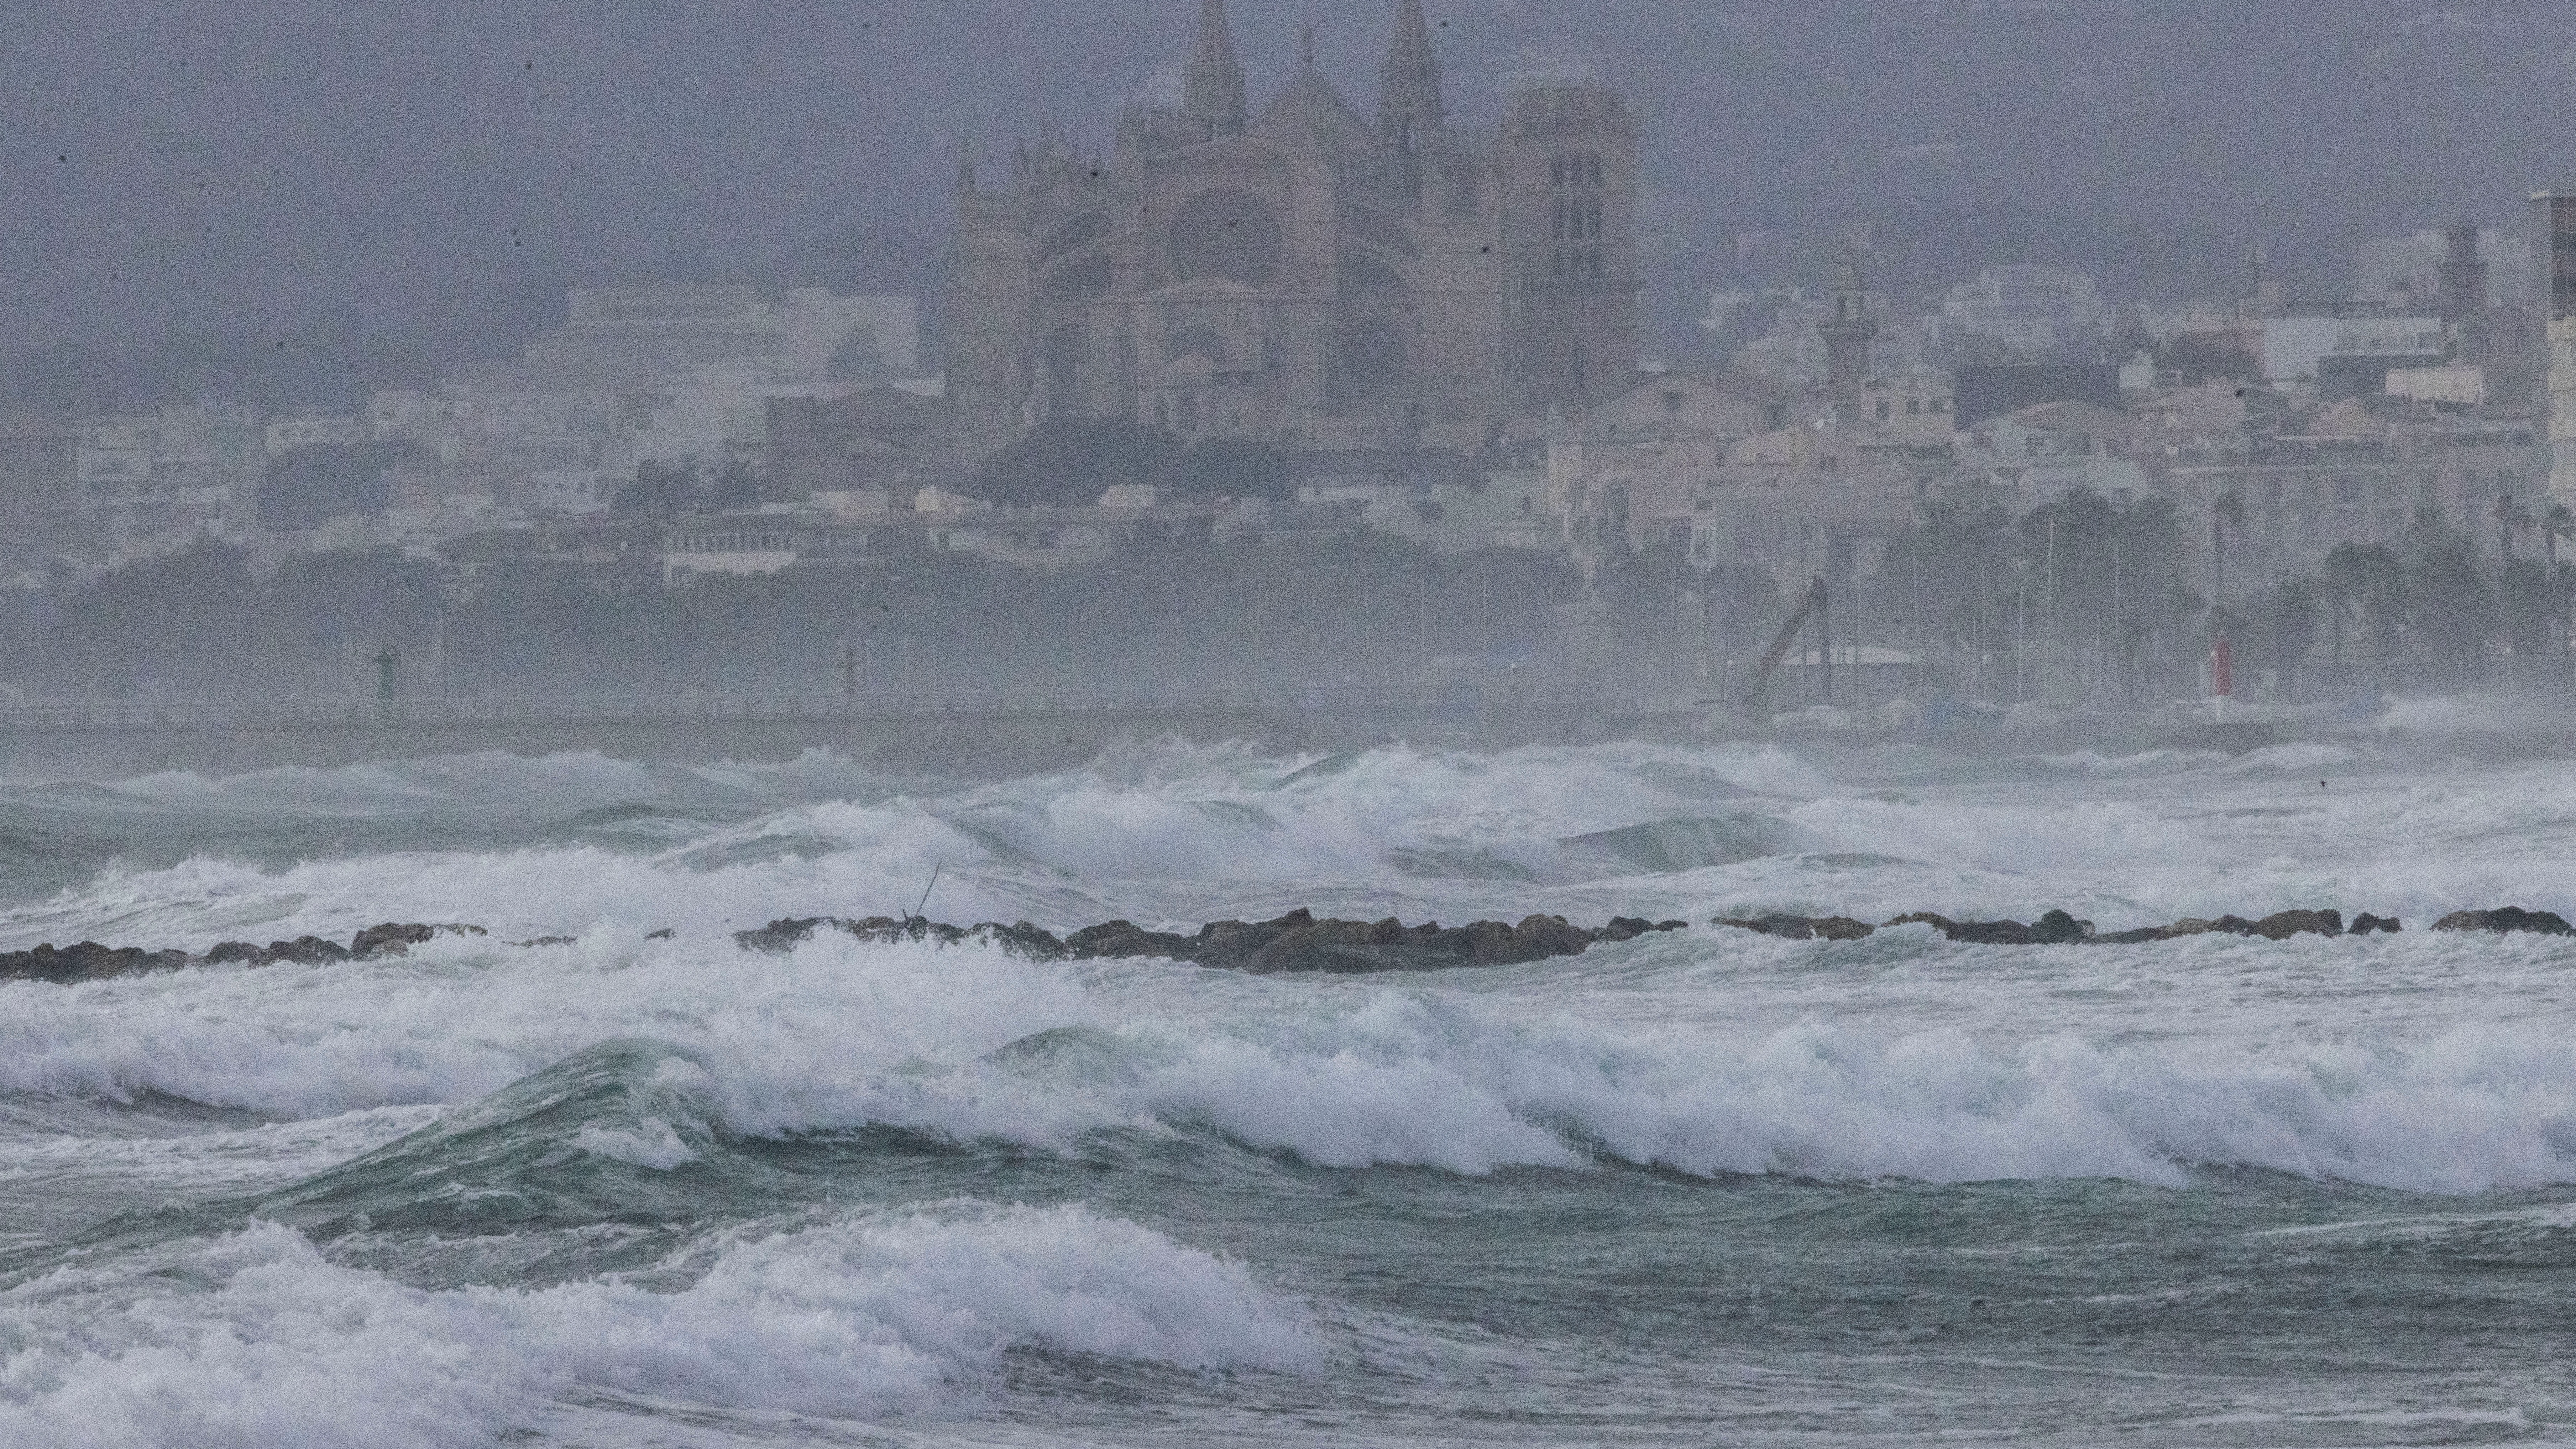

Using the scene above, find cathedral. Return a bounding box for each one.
[948,0,1640,466]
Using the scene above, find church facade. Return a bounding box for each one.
[948,0,1640,466]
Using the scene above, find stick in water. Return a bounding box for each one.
[912,861,943,923]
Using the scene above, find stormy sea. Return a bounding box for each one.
[0,713,2571,1447]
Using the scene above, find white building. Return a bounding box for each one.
[529,285,920,384]
[263,414,366,456]
[1922,266,2112,360]
[2354,227,2533,313]
[663,522,803,584]
[2260,315,2445,384]
[72,405,259,556]
[2386,365,2486,408]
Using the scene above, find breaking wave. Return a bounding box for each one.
[0,1204,1317,1447]
[0,926,2569,1196]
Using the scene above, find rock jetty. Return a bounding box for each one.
[5,898,2569,988]
[0,922,485,984]
[1714,907,2397,945]
[733,907,1689,974]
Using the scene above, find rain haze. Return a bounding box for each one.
[1,2,2575,1445]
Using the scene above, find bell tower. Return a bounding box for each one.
[1819,246,1877,412]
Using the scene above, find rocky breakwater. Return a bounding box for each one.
[0,922,486,985]
[1716,907,2405,945]
[735,907,1689,974]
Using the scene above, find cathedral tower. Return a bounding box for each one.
[1379,0,1446,153]
[1498,78,1641,409]
[1183,0,1249,141]
[948,1,1645,465]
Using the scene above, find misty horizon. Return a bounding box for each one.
[10,1,2576,383]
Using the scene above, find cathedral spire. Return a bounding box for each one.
[1380,0,1446,151]
[1182,0,1249,141]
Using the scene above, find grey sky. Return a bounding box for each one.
[6,0,2571,362]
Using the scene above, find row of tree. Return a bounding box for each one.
[0,534,1596,705]
[14,485,2570,708]
[2228,522,2575,697]
[1867,485,2574,701]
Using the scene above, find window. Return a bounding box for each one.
[1876,400,1891,420]
[1930,399,1948,413]
[1906,399,1920,415]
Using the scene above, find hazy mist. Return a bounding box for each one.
[10,0,2575,402]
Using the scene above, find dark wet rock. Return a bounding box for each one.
[2032,909,2096,943]
[2252,909,2342,940]
[1715,914,1877,942]
[2349,913,2402,935]
[204,941,265,964]
[1066,920,1197,961]
[962,921,1070,961]
[733,917,836,952]
[511,936,580,948]
[2094,925,2177,946]
[1593,916,1689,944]
[2131,910,2340,942]
[2433,906,2576,936]
[645,928,676,941]
[1891,907,2345,946]
[264,936,352,965]
[0,942,187,984]
[1213,910,1596,974]
[1883,912,2054,945]
[351,922,437,958]
[2161,916,2255,939]
[736,915,1070,960]
[742,906,1634,975]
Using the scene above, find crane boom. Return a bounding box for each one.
[1740,575,1829,714]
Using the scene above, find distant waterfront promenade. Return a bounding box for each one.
[0,688,1685,780]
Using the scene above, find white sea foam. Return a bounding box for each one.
[0,920,2568,1193]
[0,1204,1318,1447]
[4,737,2576,1197]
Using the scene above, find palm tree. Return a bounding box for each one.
[2337,542,2407,692]
[2495,493,2534,563]
[2324,541,2373,686]
[2548,503,2575,681]
[2261,576,2323,701]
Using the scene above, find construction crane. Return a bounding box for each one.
[1739,575,1830,715]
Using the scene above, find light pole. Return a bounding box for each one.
[2012,559,2030,706]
